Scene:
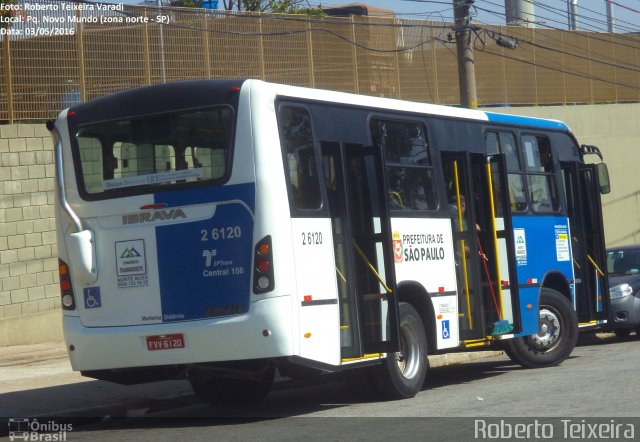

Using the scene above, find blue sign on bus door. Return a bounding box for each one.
[442,319,450,339]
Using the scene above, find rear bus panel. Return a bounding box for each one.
[56,81,298,372]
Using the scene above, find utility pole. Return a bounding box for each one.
[606,0,615,33]
[453,0,477,109]
[567,0,578,30]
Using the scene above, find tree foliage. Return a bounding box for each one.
[0,0,16,29]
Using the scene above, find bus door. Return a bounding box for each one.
[561,162,609,324]
[320,142,400,359]
[441,151,484,340]
[442,151,519,340]
[485,153,520,333]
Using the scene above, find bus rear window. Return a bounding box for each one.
[75,107,233,196]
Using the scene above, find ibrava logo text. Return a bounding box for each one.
[122,209,187,225]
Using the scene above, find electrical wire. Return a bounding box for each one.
[609,0,640,14]
[55,0,640,93]
[524,0,640,33]
[476,0,640,33]
[475,0,640,52]
[479,45,640,91]
[478,28,640,74]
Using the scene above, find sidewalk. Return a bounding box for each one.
[0,342,195,419]
[0,341,503,418]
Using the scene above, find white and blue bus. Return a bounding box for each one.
[49,79,610,402]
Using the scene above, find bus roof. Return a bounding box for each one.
[252,80,572,133]
[65,78,571,133]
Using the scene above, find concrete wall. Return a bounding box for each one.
[0,124,62,346]
[0,103,638,346]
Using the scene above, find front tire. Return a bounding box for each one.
[372,302,428,399]
[505,288,578,368]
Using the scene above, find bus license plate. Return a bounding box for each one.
[146,334,185,351]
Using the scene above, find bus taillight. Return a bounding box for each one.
[58,259,76,310]
[253,236,274,294]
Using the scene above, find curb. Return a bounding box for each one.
[429,351,504,368]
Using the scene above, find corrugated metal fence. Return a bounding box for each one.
[1,0,639,122]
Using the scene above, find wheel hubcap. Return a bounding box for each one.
[531,307,561,351]
[396,323,420,379]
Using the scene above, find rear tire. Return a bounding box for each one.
[189,362,275,406]
[371,302,428,399]
[505,288,578,368]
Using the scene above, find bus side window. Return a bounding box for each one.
[486,131,499,155]
[523,135,559,213]
[485,131,527,212]
[278,105,322,210]
[370,119,436,211]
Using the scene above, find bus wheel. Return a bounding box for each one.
[189,362,275,406]
[372,302,428,399]
[505,288,578,368]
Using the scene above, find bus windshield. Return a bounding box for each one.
[73,106,233,197]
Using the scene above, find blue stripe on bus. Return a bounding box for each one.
[153,182,256,322]
[511,215,574,336]
[484,112,570,131]
[155,200,254,322]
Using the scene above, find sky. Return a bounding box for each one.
[124,0,640,33]
[315,0,639,32]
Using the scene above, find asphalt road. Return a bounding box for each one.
[59,333,640,441]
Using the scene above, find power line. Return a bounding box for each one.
[479,46,640,91]
[609,0,640,14]
[524,0,640,33]
[478,28,640,74]
[475,0,640,50]
[60,1,640,94]
[475,0,640,33]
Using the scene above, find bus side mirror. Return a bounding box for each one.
[597,163,611,195]
[67,230,98,285]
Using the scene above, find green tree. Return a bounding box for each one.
[1,0,16,29]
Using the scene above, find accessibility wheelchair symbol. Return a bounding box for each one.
[441,319,450,339]
[83,287,102,309]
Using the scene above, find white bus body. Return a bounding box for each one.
[51,79,606,401]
